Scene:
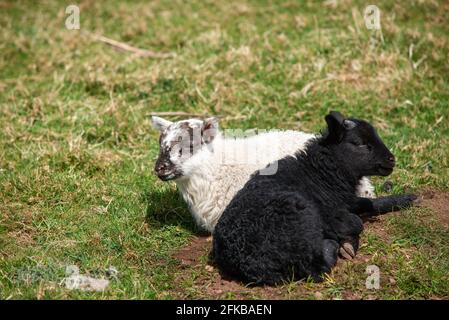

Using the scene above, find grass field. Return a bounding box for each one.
[0,0,448,299]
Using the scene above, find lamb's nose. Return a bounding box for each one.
[388,155,395,164]
[155,163,167,172]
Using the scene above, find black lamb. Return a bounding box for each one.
[212,111,417,285]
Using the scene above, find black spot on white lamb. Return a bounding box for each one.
[212,111,417,285]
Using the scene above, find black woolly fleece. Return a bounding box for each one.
[212,135,364,285]
[212,111,418,286]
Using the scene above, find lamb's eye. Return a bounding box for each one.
[358,144,372,151]
[349,141,370,150]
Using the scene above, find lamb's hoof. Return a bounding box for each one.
[403,194,421,207]
[339,242,355,260]
[412,195,422,205]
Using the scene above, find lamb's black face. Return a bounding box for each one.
[340,120,395,176]
[323,111,395,177]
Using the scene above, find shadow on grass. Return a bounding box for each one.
[142,187,207,235]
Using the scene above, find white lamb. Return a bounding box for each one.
[152,116,375,232]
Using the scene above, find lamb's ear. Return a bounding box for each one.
[151,116,172,132]
[202,117,219,144]
[324,111,346,143]
[343,119,356,130]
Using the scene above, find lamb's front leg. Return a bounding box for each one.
[325,210,363,260]
[352,194,418,216]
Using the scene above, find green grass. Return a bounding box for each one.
[0,0,448,299]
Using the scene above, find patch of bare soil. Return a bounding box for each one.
[361,188,449,234]
[169,236,379,299]
[173,236,211,268]
[171,236,299,299]
[363,215,392,241]
[420,189,449,227]
[170,189,449,299]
